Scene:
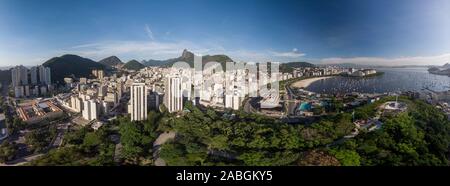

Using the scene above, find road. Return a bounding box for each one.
[243,97,262,114]
[285,83,295,100]
[152,131,176,166]
[284,82,301,116]
[0,153,44,166]
[50,122,71,148]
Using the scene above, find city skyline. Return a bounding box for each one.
[1,0,450,66]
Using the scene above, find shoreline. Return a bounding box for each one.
[428,71,450,77]
[290,76,334,89]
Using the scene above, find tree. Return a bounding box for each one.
[297,150,341,166]
[159,142,190,166]
[238,151,270,166]
[0,141,17,163]
[206,109,218,120]
[5,117,25,135]
[119,119,144,162]
[82,132,102,154]
[28,147,84,166]
[25,126,54,153]
[143,111,160,142]
[329,149,361,166]
[312,106,325,115]
[208,135,229,151]
[336,99,450,166]
[64,127,88,145]
[13,116,26,130]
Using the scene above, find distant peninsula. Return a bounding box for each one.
[428,63,450,76]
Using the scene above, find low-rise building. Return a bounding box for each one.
[16,100,64,124]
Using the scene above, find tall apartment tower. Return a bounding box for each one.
[98,85,107,97]
[11,65,28,87]
[164,76,183,113]
[116,82,123,99]
[30,67,38,85]
[97,70,104,80]
[38,66,51,85]
[70,96,82,112]
[82,100,98,121]
[130,83,148,121]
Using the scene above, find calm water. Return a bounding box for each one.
[306,67,450,94]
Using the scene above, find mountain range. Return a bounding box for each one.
[38,50,318,85]
[142,49,315,72]
[443,63,450,69]
[142,49,234,68]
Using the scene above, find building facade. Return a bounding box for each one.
[164,76,183,113]
[129,83,148,121]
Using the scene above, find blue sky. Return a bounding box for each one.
[1,0,450,66]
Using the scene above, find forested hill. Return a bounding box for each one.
[42,54,107,84]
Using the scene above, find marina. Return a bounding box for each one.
[305,67,450,94]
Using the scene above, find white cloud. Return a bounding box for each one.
[145,24,154,41]
[320,53,450,66]
[55,24,309,63]
[65,40,203,61]
[63,38,307,63]
[50,26,450,66]
[271,48,306,58]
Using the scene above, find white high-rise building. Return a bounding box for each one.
[164,76,183,113]
[130,83,148,121]
[224,93,242,110]
[11,65,28,87]
[224,94,233,109]
[24,85,30,97]
[100,100,112,115]
[97,70,104,80]
[38,66,51,85]
[30,67,38,85]
[82,100,90,120]
[224,86,243,110]
[70,96,82,112]
[82,100,98,121]
[116,82,123,99]
[105,92,118,105]
[98,85,107,97]
[232,95,242,110]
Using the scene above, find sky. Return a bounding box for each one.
[1,0,450,66]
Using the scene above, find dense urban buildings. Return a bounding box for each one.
[11,65,51,98]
